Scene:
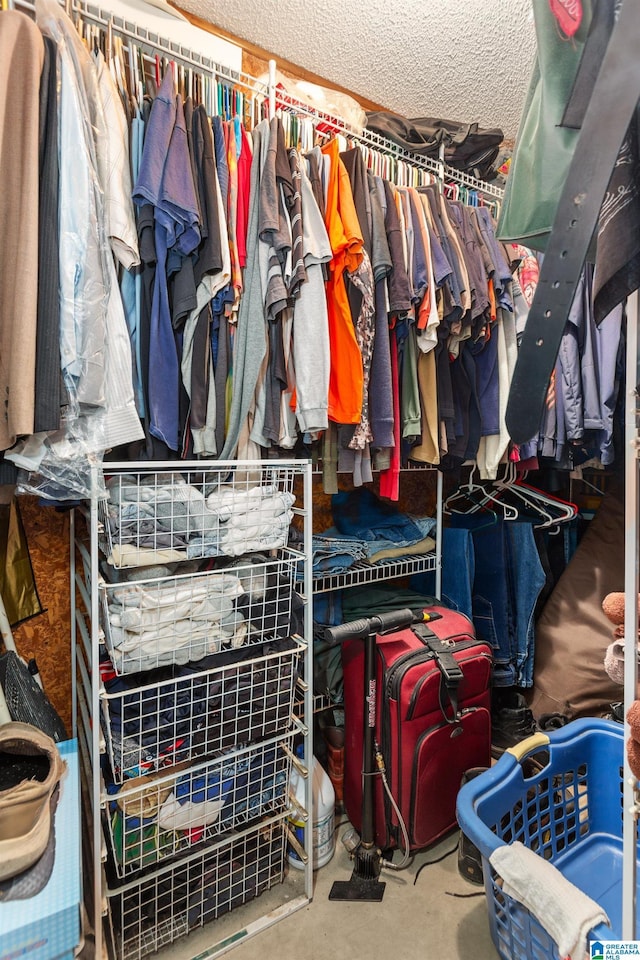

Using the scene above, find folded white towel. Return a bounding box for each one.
[205,484,279,515]
[489,841,609,959]
[111,575,243,609]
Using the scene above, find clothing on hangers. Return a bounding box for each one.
[1,3,622,502]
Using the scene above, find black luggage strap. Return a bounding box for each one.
[505,0,640,444]
[412,624,464,723]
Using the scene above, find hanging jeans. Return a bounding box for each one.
[449,516,546,688]
[440,527,475,622]
[505,522,547,688]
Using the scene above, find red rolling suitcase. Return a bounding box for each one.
[342,606,492,851]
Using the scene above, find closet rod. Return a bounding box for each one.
[10,0,268,95]
[78,0,266,92]
[272,88,505,199]
[9,0,504,200]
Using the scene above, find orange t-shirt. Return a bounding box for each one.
[321,140,364,424]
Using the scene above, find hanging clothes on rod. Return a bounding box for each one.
[265,86,518,492]
[6,0,616,507]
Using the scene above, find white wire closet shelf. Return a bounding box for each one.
[100,635,303,783]
[312,551,437,594]
[273,88,505,199]
[74,463,313,960]
[98,549,302,675]
[11,0,504,204]
[104,732,294,879]
[106,817,288,960]
[9,0,267,101]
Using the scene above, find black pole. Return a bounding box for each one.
[328,625,386,900]
[326,608,416,902]
[360,629,377,848]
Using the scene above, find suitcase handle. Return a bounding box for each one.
[412,625,464,682]
[412,624,465,722]
[324,608,417,645]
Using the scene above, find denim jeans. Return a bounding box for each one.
[455,516,516,686]
[331,489,435,544]
[313,591,344,627]
[410,528,475,622]
[310,535,369,577]
[505,522,547,687]
[449,517,546,688]
[440,527,475,622]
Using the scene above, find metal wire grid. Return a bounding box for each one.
[312,552,437,594]
[101,637,303,784]
[104,733,294,879]
[9,0,266,102]
[109,819,287,960]
[99,550,301,675]
[78,0,262,89]
[273,89,505,200]
[99,464,304,569]
[10,0,503,205]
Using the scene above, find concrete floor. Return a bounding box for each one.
[230,826,498,960]
[159,823,499,960]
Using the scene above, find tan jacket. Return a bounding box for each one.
[0,12,44,451]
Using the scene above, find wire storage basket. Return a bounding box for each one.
[107,818,288,960]
[98,465,303,569]
[100,637,303,783]
[456,719,630,960]
[105,733,294,879]
[99,549,302,675]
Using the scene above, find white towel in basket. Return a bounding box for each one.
[489,841,609,959]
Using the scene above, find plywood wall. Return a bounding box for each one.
[12,498,73,733]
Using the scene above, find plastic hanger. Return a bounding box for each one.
[444,465,518,521]
[443,481,501,532]
[513,467,578,521]
[491,472,554,527]
[488,463,577,528]
[514,482,577,525]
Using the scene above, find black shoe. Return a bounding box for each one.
[538,712,569,731]
[457,767,488,885]
[609,701,624,723]
[491,690,537,758]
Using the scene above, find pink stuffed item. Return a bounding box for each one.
[602,592,626,625]
[627,737,640,781]
[602,592,640,628]
[626,700,640,740]
[602,593,640,687]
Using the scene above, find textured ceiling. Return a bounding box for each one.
[175,0,536,138]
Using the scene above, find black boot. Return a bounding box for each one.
[457,767,489,885]
[491,689,537,758]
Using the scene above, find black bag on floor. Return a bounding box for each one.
[0,651,67,742]
[365,111,503,180]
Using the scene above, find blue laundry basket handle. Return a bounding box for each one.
[505,732,550,762]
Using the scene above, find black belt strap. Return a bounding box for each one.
[505,0,640,445]
[562,0,614,130]
[413,624,464,722]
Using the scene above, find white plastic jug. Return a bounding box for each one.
[288,753,335,870]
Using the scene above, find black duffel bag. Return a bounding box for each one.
[365,111,504,180]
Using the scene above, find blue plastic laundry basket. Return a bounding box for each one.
[456,718,632,960]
